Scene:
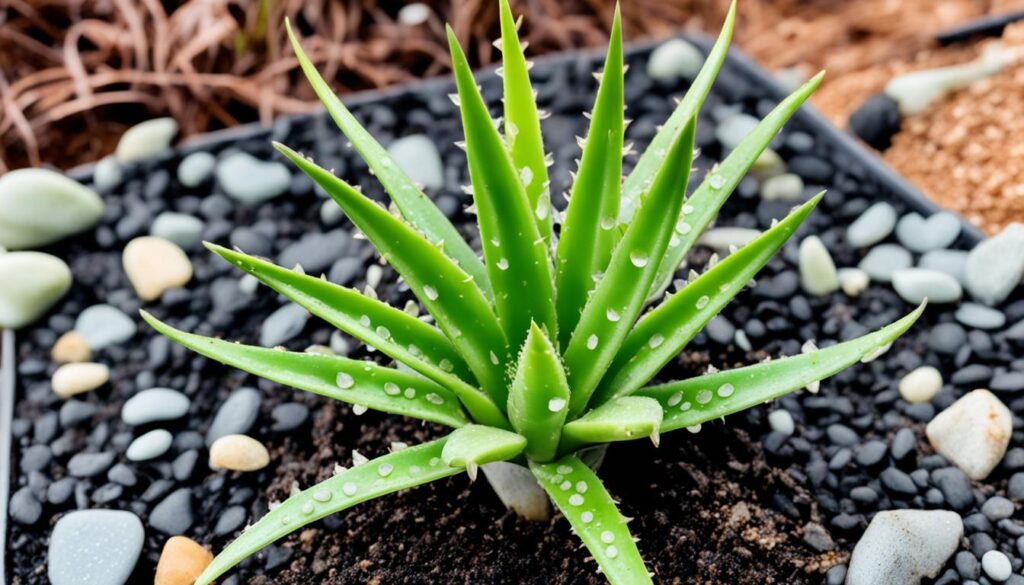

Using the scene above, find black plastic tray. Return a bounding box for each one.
[0,33,985,582]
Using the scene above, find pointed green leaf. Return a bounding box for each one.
[141,311,470,428]
[638,303,926,434]
[563,119,696,416]
[204,244,507,428]
[195,438,460,585]
[554,6,624,345]
[274,142,511,409]
[499,0,552,245]
[560,397,663,454]
[442,424,527,479]
[647,71,825,298]
[448,26,557,352]
[530,456,652,585]
[508,323,570,461]
[285,20,491,299]
[617,0,736,225]
[594,193,824,405]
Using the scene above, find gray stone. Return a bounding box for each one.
[9,486,42,525]
[965,223,1024,305]
[115,117,178,162]
[74,304,136,350]
[150,212,204,248]
[919,249,969,284]
[176,151,217,187]
[955,303,1007,330]
[891,268,963,304]
[320,199,345,225]
[206,387,261,445]
[149,488,194,535]
[328,257,363,286]
[387,134,444,190]
[847,509,963,585]
[895,211,961,252]
[260,303,308,347]
[278,230,349,274]
[0,168,104,249]
[646,38,704,82]
[48,510,144,585]
[126,429,173,461]
[0,252,72,329]
[122,387,191,425]
[858,244,913,283]
[67,451,116,478]
[847,202,897,247]
[216,152,291,203]
[715,113,760,151]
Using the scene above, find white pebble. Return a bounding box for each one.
[767,410,795,436]
[982,550,1012,581]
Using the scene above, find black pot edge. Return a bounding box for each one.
[0,33,989,581]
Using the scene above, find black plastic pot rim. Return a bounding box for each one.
[0,34,986,582]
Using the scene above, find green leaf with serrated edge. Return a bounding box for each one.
[447,26,558,353]
[559,397,663,454]
[140,311,470,428]
[442,424,527,479]
[616,0,736,226]
[284,20,492,300]
[203,244,506,428]
[563,118,696,417]
[530,457,652,585]
[593,193,824,406]
[194,438,461,585]
[274,142,512,412]
[498,0,552,246]
[647,72,825,299]
[639,303,926,434]
[553,6,624,346]
[508,323,570,461]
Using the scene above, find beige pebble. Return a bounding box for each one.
[52,362,109,398]
[210,434,270,471]
[122,236,193,301]
[898,366,943,403]
[154,536,213,585]
[51,331,92,363]
[926,389,1011,480]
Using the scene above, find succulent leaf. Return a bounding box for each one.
[554,5,624,345]
[530,457,652,585]
[647,71,826,298]
[508,323,571,461]
[559,396,663,454]
[203,244,507,427]
[447,25,558,353]
[563,118,696,416]
[594,193,824,404]
[140,311,470,428]
[639,303,926,433]
[285,20,492,300]
[442,424,528,480]
[616,0,736,225]
[194,438,461,585]
[274,142,511,409]
[499,0,553,245]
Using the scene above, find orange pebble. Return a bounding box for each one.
[155,536,213,585]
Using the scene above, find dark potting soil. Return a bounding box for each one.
[5,39,1024,585]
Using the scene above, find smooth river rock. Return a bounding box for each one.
[48,510,145,585]
[74,304,136,350]
[965,223,1024,306]
[387,134,444,190]
[123,236,193,300]
[0,251,72,329]
[0,168,104,249]
[926,389,1011,480]
[216,152,291,203]
[115,117,178,162]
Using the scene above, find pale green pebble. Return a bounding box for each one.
[216,152,291,204]
[761,173,804,202]
[798,235,839,296]
[125,429,173,461]
[0,252,72,329]
[646,38,704,82]
[150,212,204,249]
[92,155,123,192]
[0,168,104,250]
[176,151,216,187]
[115,117,178,162]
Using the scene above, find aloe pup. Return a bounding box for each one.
[143,2,924,582]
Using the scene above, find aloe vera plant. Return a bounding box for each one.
[143,2,925,583]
